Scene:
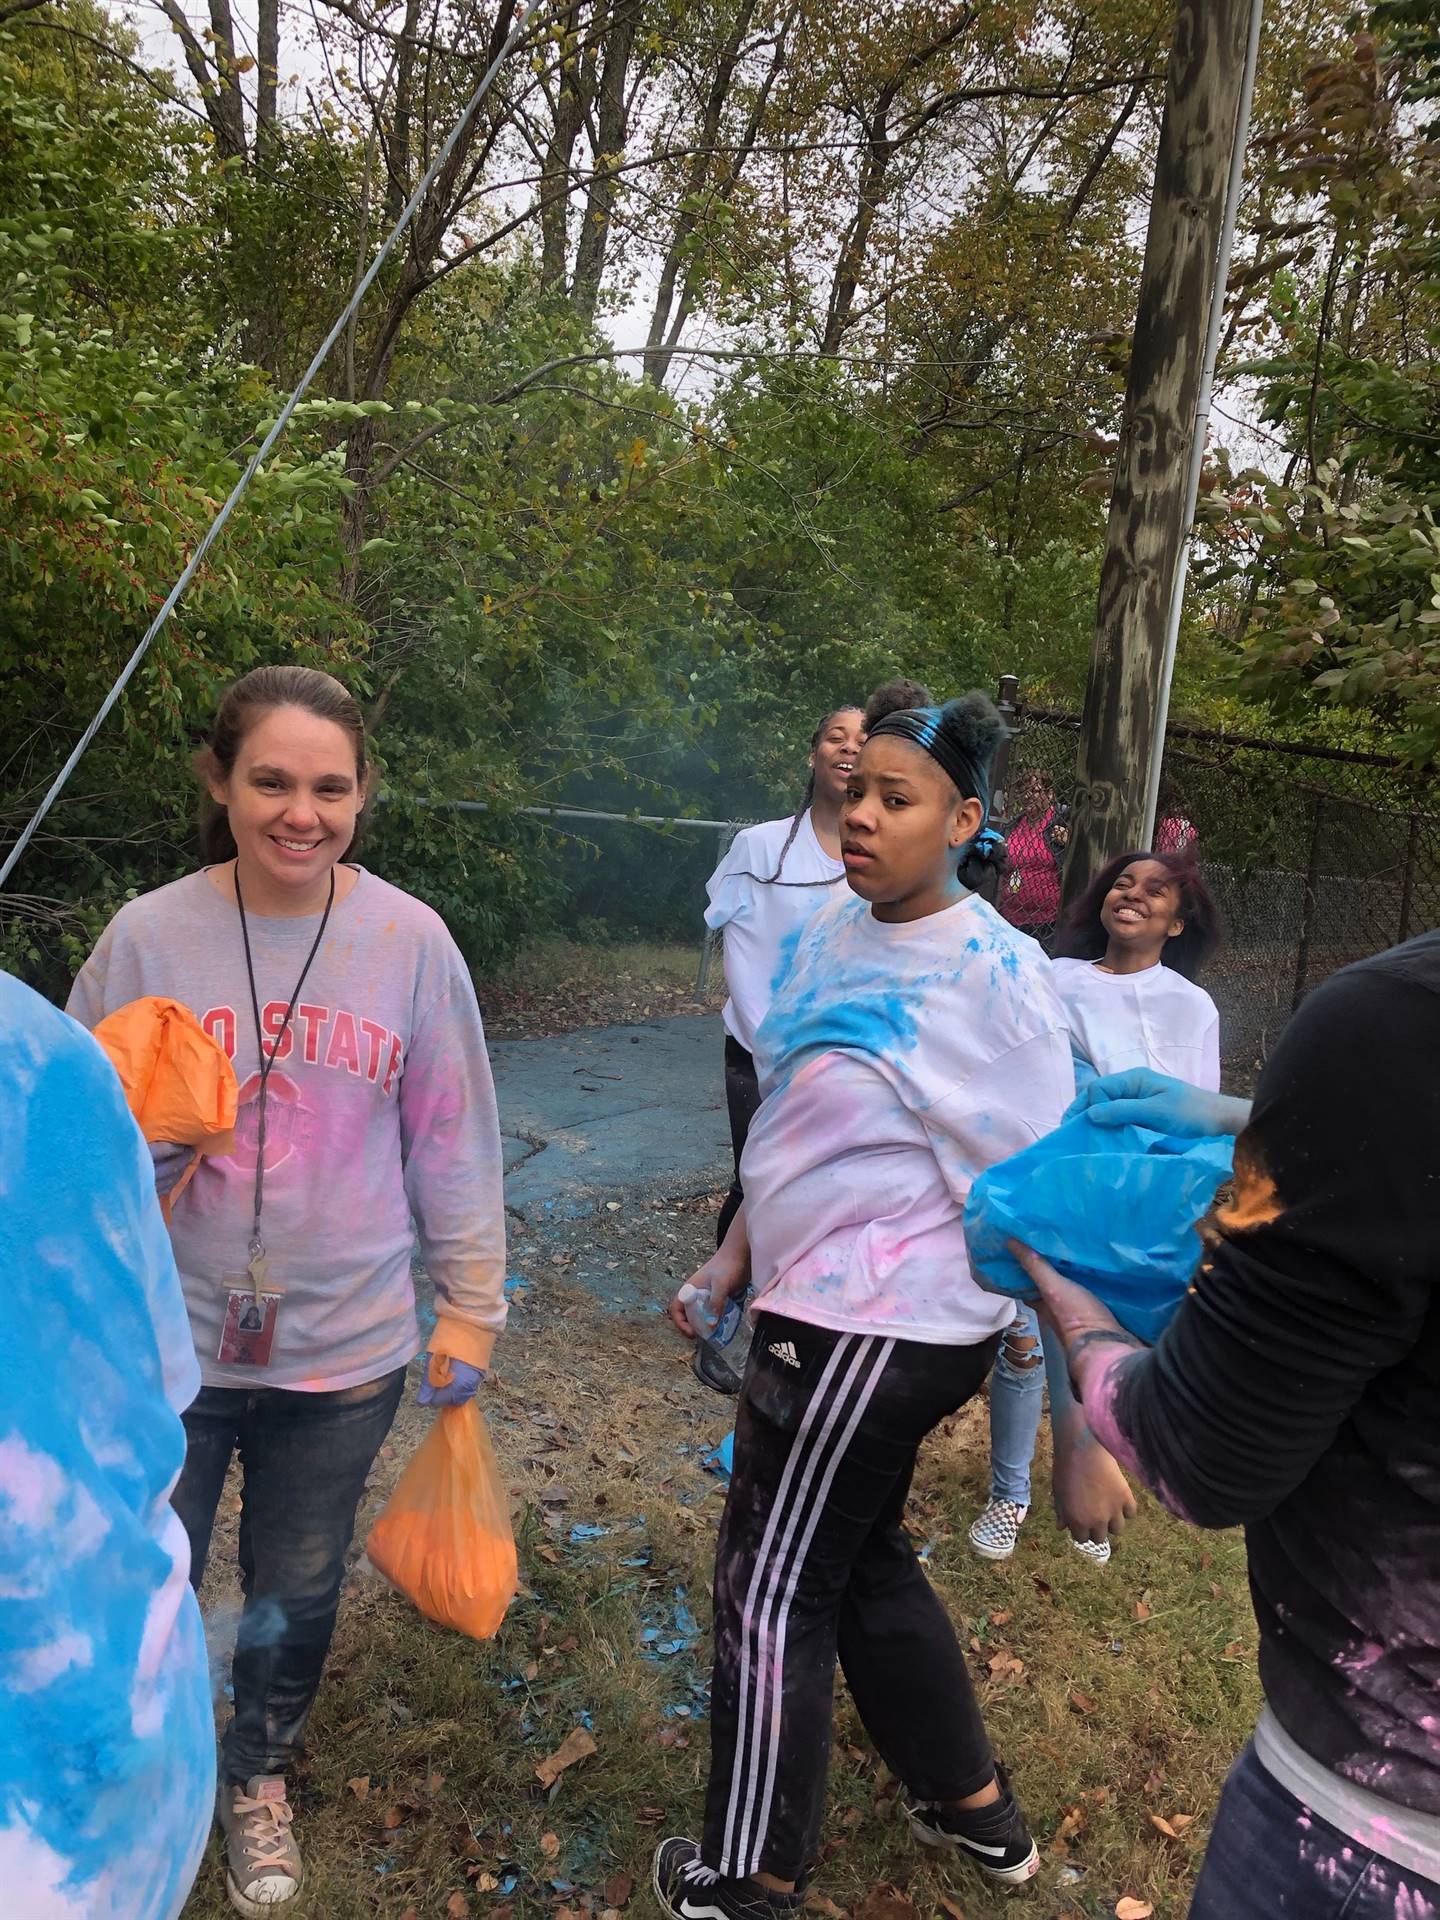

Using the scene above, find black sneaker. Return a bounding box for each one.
[652,1838,801,1920]
[693,1337,743,1395]
[905,1765,1040,1885]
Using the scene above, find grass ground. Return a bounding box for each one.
[181,1191,1259,1920]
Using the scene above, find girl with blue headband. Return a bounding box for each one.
[657,693,1077,1916]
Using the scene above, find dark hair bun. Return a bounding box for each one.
[935,691,1006,773]
[863,677,933,732]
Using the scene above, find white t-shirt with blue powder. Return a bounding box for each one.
[705,812,845,1053]
[741,891,1075,1346]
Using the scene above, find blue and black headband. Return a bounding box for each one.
[866,703,1008,874]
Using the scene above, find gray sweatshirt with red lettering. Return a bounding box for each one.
[67,867,506,1390]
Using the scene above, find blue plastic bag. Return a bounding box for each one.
[962,1111,1233,1345]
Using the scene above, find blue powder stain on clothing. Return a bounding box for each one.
[756,903,925,1088]
[769,922,807,1001]
[0,975,215,1920]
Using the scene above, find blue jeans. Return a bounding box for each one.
[172,1368,406,1784]
[1190,1743,1440,1918]
[987,1303,1045,1506]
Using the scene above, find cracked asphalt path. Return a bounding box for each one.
[490,1011,731,1225]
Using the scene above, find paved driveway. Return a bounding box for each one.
[490,1012,731,1221]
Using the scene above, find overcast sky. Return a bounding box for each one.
[107,0,1273,461]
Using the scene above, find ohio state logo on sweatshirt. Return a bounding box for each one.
[200,1001,405,1094]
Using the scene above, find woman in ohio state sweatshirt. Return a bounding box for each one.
[68,663,506,1918]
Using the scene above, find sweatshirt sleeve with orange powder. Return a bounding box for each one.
[399,964,508,1371]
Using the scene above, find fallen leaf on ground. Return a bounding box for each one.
[1116,1900,1154,1919]
[803,1893,843,1917]
[634,1806,665,1826]
[1133,1598,1152,1622]
[345,1775,370,1800]
[852,1885,919,1920]
[936,1897,967,1920]
[382,1804,405,1830]
[540,1831,561,1859]
[603,1871,634,1908]
[989,1609,1013,1627]
[446,1896,470,1918]
[535,1727,598,1788]
[1068,1690,1096,1714]
[428,1770,445,1792]
[1052,1805,1085,1849]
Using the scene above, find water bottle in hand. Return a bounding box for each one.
[678,1282,742,1346]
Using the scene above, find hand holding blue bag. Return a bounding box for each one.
[963,1093,1234,1345]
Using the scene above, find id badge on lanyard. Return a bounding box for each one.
[220,865,334,1366]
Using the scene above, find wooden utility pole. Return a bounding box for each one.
[1063,0,1254,900]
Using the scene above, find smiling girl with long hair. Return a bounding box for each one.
[968,848,1223,1568]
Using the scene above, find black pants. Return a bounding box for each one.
[703,1313,1001,1881]
[717,1036,762,1247]
[172,1367,405,1784]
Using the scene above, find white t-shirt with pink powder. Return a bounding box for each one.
[67,867,506,1391]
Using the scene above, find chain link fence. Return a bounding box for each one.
[1005,699,1440,1085]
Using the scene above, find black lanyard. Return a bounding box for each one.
[235,864,335,1287]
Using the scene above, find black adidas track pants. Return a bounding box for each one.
[702,1311,1001,1882]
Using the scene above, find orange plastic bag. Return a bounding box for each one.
[366,1388,518,1641]
[94,996,238,1152]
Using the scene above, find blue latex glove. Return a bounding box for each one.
[149,1140,197,1197]
[1067,1067,1251,1139]
[416,1355,485,1407]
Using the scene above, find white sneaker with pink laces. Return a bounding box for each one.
[218,1776,302,1913]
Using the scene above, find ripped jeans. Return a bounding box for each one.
[986,1303,1046,1507]
[172,1368,406,1784]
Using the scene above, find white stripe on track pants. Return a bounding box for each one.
[701,1311,1003,1883]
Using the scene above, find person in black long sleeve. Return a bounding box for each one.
[1013,929,1440,1919]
